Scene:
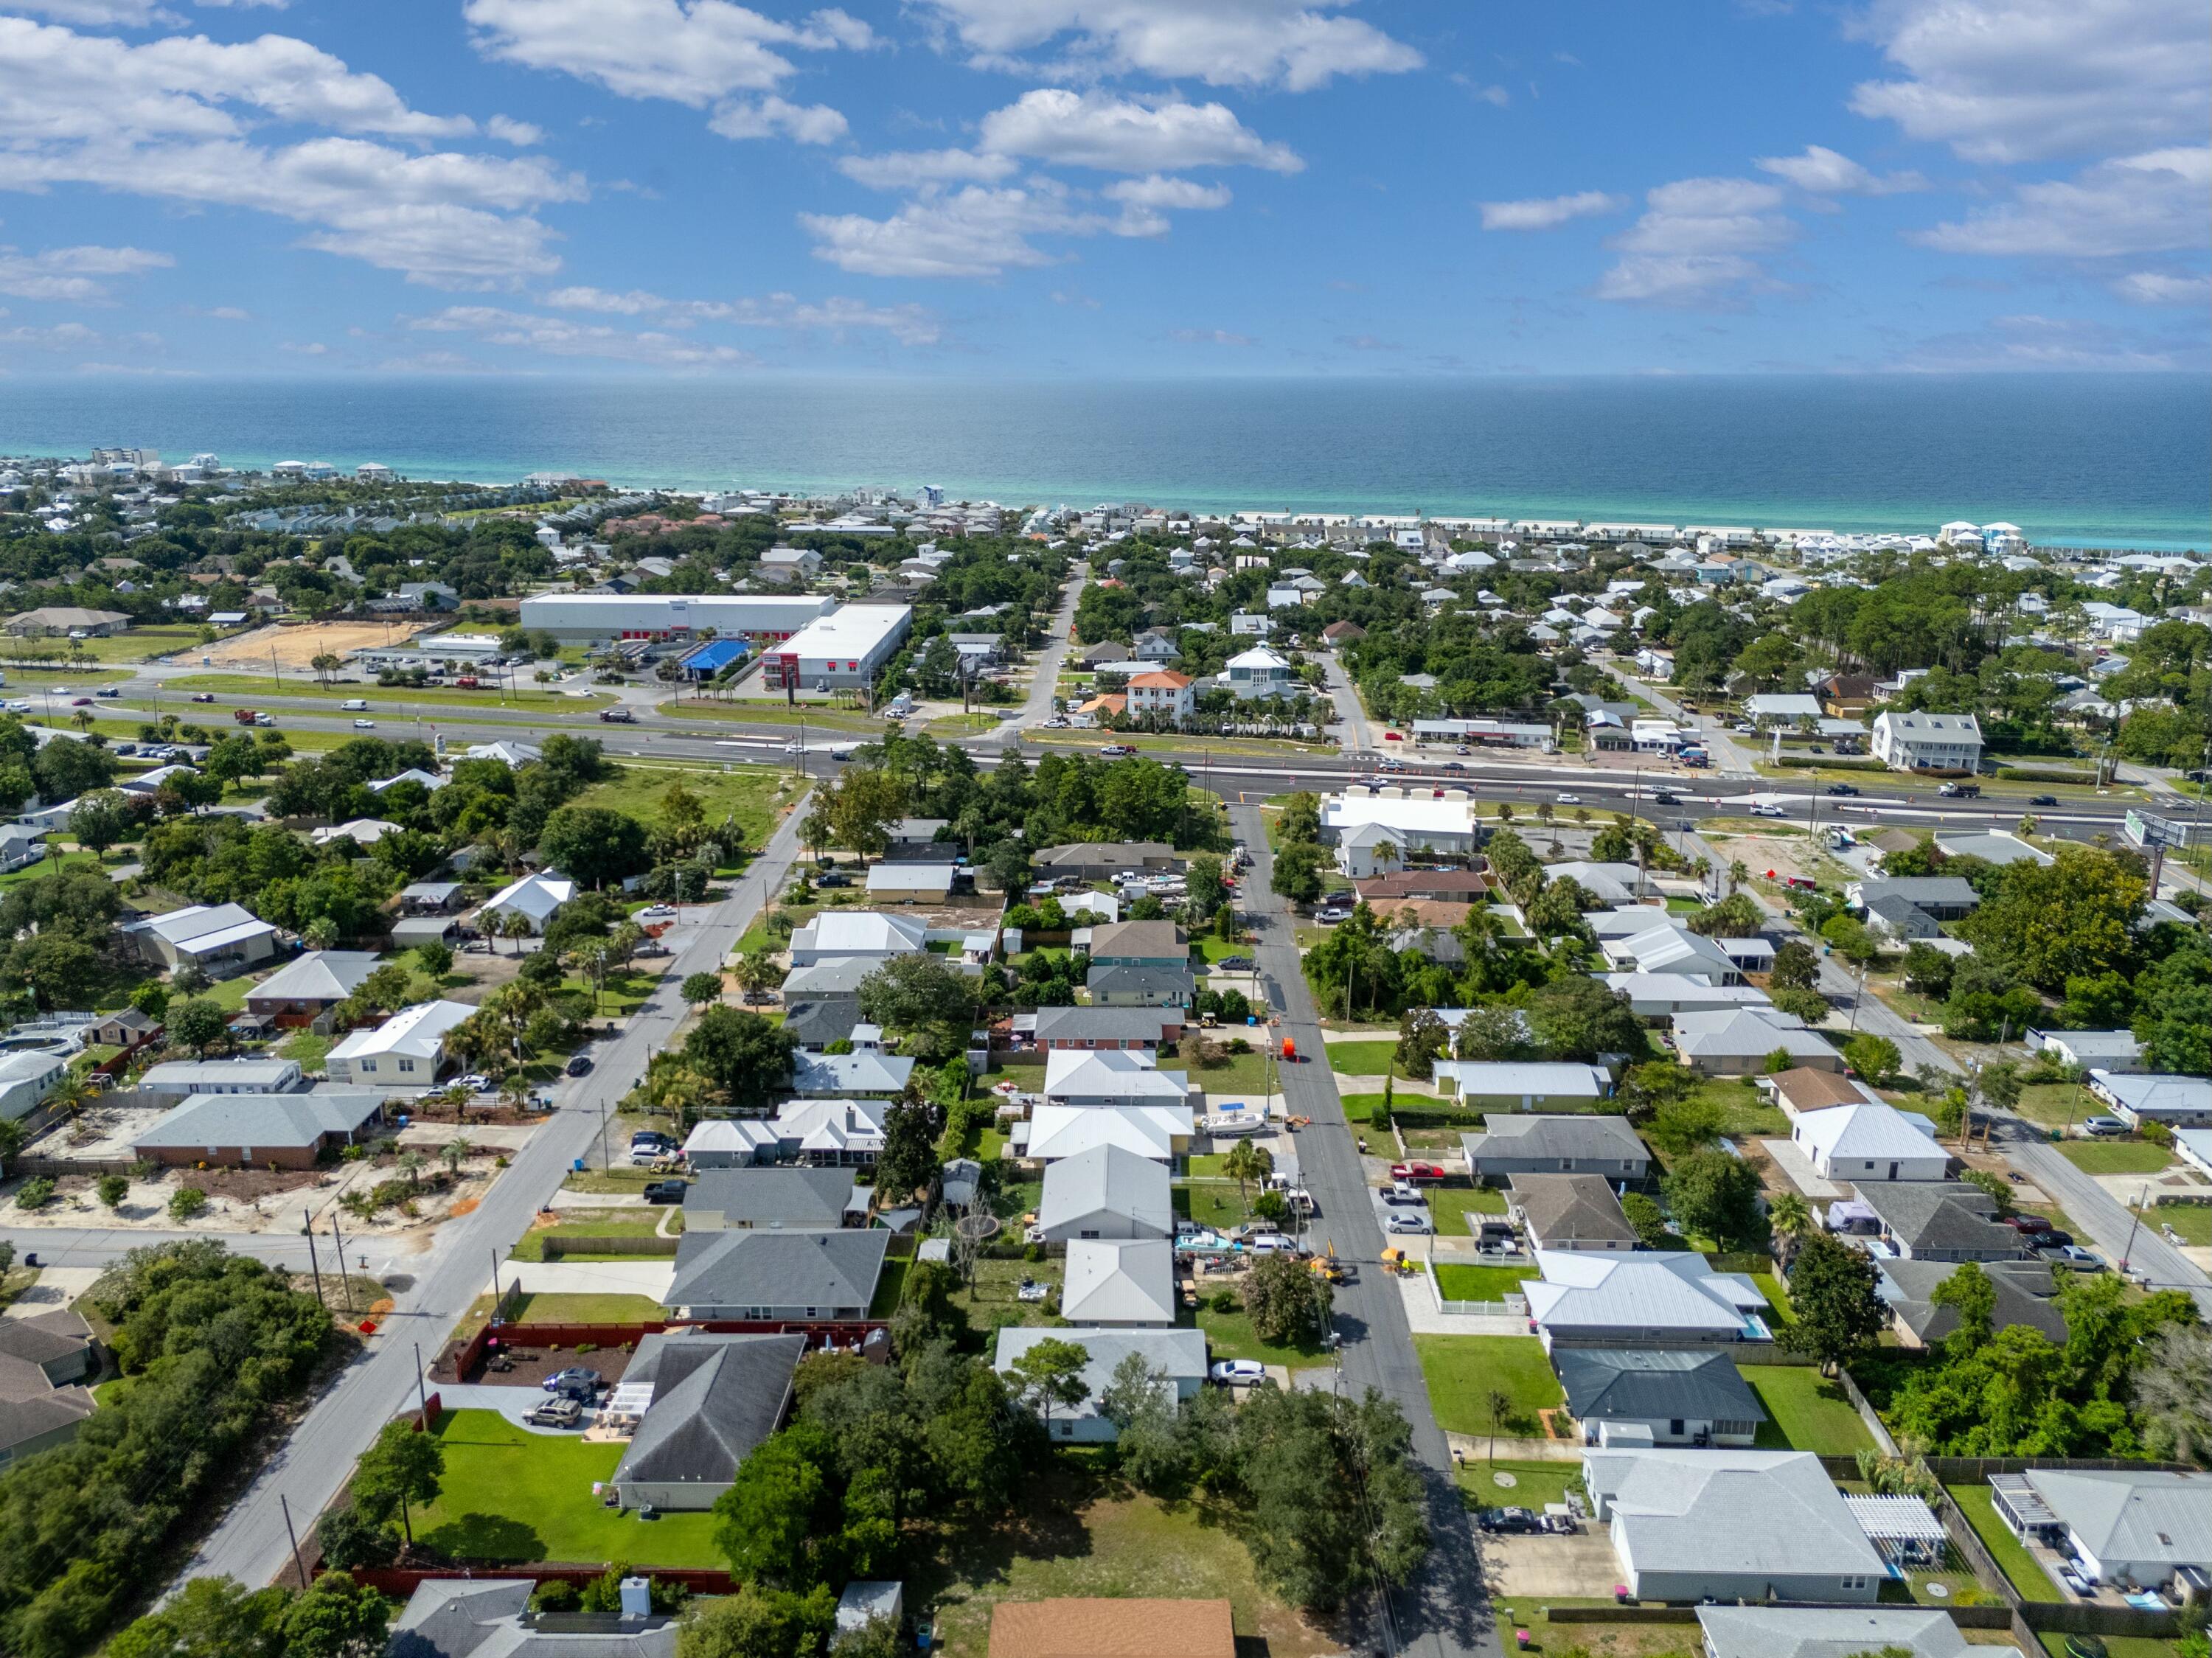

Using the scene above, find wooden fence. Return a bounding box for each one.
[537,1234,679,1261]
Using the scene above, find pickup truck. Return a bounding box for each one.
[1937,781,1980,797]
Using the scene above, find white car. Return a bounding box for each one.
[1382,1210,1433,1235]
[352,717,376,729]
[638,905,677,920]
[1750,802,1786,818]
[1555,793,1582,804]
[1209,1359,1266,1385]
[782,740,806,754]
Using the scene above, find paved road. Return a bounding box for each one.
[1999,1132,2212,1315]
[988,562,1083,745]
[0,1225,319,1271]
[1235,804,1500,1658]
[1321,650,1371,758]
[176,787,815,1593]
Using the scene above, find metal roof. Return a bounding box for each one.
[1038,1143,1172,1235]
[1462,1114,1647,1165]
[1059,1239,1176,1324]
[1695,1607,1965,1658]
[2024,1469,2212,1567]
[133,1089,385,1149]
[1585,1448,1885,1578]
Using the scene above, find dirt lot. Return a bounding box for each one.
[454,1340,633,1389]
[1700,828,1846,888]
[184,620,422,669]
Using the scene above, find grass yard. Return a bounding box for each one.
[164,672,613,712]
[276,1028,331,1073]
[1429,1186,1509,1234]
[507,1210,667,1264]
[2054,1140,2174,1176]
[1683,1077,1790,1138]
[1173,1182,1251,1233]
[1950,1483,2066,1604]
[1183,1049,1279,1098]
[1751,1271,1795,1326]
[2140,1203,2212,1245]
[560,967,662,1018]
[870,1258,911,1319]
[951,1255,1062,1331]
[1739,1365,1875,1455]
[0,848,102,889]
[2014,1083,2096,1130]
[408,1409,723,1567]
[1338,1091,1394,1123]
[1326,1039,1401,1077]
[573,762,798,854]
[2037,1640,2185,1658]
[1413,1334,1562,1436]
[915,1469,1338,1658]
[1432,1264,1531,1303]
[499,1291,667,1325]
[1187,1298,1330,1364]
[1455,1459,1583,1512]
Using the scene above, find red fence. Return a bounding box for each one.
[455,1319,886,1381]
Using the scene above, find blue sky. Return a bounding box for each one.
[0,0,2204,378]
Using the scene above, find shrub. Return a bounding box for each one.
[529,1581,580,1613]
[95,1174,128,1209]
[13,1177,55,1211]
[168,1186,209,1221]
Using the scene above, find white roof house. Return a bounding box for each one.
[2026,1028,2143,1074]
[1041,1048,1194,1110]
[1672,1008,1844,1076]
[1791,1104,1950,1182]
[1604,924,1743,983]
[1318,793,1484,863]
[1430,1061,1611,1110]
[481,871,577,934]
[790,1051,914,1097]
[787,910,928,966]
[2087,1070,2212,1129]
[1037,1143,1174,1241]
[1521,1250,1773,1349]
[128,902,280,969]
[1602,975,1775,1020]
[2009,1469,2212,1590]
[681,1117,783,1168]
[1015,1104,1192,1163]
[325,1000,473,1085]
[1696,1606,1966,1658]
[1744,694,1823,725]
[1058,1239,1176,1326]
[138,1057,302,1096]
[1582,1448,1885,1603]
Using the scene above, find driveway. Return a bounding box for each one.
[1477,1530,1621,1599]
[504,1259,675,1298]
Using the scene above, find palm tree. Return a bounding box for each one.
[1220,1138,1274,1211]
[0,1115,27,1178]
[438,1137,472,1177]
[1767,1191,1813,1267]
[1728,858,1750,896]
[1371,838,1401,875]
[1691,854,1711,886]
[310,652,342,687]
[497,910,534,954]
[498,1075,531,1117]
[396,1149,428,1186]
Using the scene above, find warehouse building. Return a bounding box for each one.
[515,593,835,643]
[762,604,913,692]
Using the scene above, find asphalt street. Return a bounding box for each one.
[2000,1133,2212,1316]
[1235,803,1501,1658]
[172,784,815,1594]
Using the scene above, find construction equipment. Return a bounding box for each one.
[1309,1243,1345,1283]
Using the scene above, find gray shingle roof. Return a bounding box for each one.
[389,1580,678,1657]
[1585,1448,1885,1578]
[666,1228,888,1313]
[1461,1114,1648,1166]
[2024,1469,2212,1569]
[1696,1606,1965,1658]
[1038,1143,1173,1235]
[1032,1005,1175,1043]
[1878,1258,2066,1344]
[1554,1348,1767,1427]
[246,949,380,1004]
[612,1332,803,1490]
[683,1167,856,1230]
[131,1089,385,1150]
[1509,1173,1638,1244]
[1859,1183,2027,1258]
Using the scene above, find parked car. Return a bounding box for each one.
[525,1397,583,1429]
[2079,1116,2129,1138]
[1825,783,1860,796]
[2028,794,2059,807]
[1478,1507,1543,1534]
[641,1180,687,1204]
[814,871,852,888]
[1382,1211,1433,1234]
[566,1054,593,1076]
[1390,1162,1445,1182]
[2005,1213,2053,1233]
[1214,955,1254,972]
[189,692,217,703]
[1314,907,1352,924]
[541,1366,601,1396]
[1208,1359,1266,1385]
[1381,1181,1425,1206]
[457,1073,492,1092]
[2045,1244,2106,1271]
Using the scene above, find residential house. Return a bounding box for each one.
[681,1167,860,1231]
[245,950,381,1023]
[1791,1104,1950,1182]
[1059,1239,1176,1327]
[1320,793,1485,870]
[1353,869,1492,906]
[1081,919,1186,967]
[1042,1048,1193,1111]
[664,1228,891,1321]
[386,1578,676,1656]
[1846,877,1980,921]
[607,1332,805,1511]
[790,1049,914,1098]
[1863,894,1941,942]
[1581,1449,1885,1602]
[1604,925,1745,985]
[1522,1250,1775,1348]
[0,826,46,874]
[1085,962,1194,1007]
[1871,711,1983,773]
[3,606,130,636]
[479,871,577,936]
[1125,670,1195,723]
[2027,1029,2143,1074]
[786,910,928,966]
[678,1117,783,1168]
[324,1000,473,1086]
[1877,1258,2067,1348]
[1931,829,2052,868]
[1604,976,1777,1023]
[85,1006,161,1051]
[1763,1067,1882,1118]
[1816,675,1883,717]
[131,1088,389,1168]
[1015,1104,1193,1163]
[1431,1062,1613,1112]
[125,902,281,975]
[1849,1183,2027,1263]
[0,1050,65,1122]
[1079,641,1130,669]
[0,1312,100,1469]
[2087,1070,2212,1129]
[1989,1469,2210,1593]
[1744,694,1824,728]
[1322,621,1366,647]
[992,1327,1205,1443]
[136,1057,302,1097]
[782,997,864,1053]
[1556,1348,1769,1448]
[1671,1009,1844,1077]
[1220,645,1298,700]
[1033,842,1179,882]
[866,863,956,904]
[1696,1606,1966,1658]
[1133,628,1180,661]
[1037,1143,1173,1241]
[1461,1116,1650,1182]
[398,882,463,915]
[779,957,879,998]
[1029,1005,1182,1051]
[1509,1174,1640,1253]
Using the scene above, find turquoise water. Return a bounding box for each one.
[4,375,2205,549]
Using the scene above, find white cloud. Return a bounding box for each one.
[1104,174,1231,210]
[281,340,330,355]
[0,21,585,289]
[976,88,1301,174]
[4,1,165,22]
[917,0,1420,91]
[1755,144,1925,195]
[1478,189,1623,231]
[1050,288,1099,306]
[538,283,942,343]
[412,304,759,368]
[802,182,1158,277]
[2111,271,2212,305]
[1170,327,1254,345]
[837,148,1020,189]
[1912,147,2211,258]
[485,115,544,146]
[462,0,869,108]
[1848,0,2209,163]
[707,94,847,144]
[203,304,252,319]
[0,244,173,302]
[1596,176,1794,304]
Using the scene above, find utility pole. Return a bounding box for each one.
[414,1341,431,1424]
[329,1210,352,1312]
[302,1208,325,1308]
[2120,1184,2150,1274]
[279,1493,307,1590]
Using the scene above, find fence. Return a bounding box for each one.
[536,1234,679,1261]
[1542,1604,2017,1631]
[1425,1268,1527,1320]
[11,1154,139,1178]
[352,1565,738,1597]
[453,1318,888,1380]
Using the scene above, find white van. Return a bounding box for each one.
[341,698,369,711]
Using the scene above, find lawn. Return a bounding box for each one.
[1432,1264,1532,1303]
[870,1258,911,1319]
[1338,1091,1393,1123]
[2140,1203,2212,1245]
[502,1291,667,1324]
[1739,1365,1875,1455]
[1172,1182,1252,1233]
[1429,1186,1509,1234]
[2054,1140,2174,1176]
[277,1029,331,1073]
[507,1210,666,1264]
[6,624,206,663]
[1949,1483,2066,1604]
[1455,1459,1583,1512]
[408,1409,723,1567]
[1751,1271,1795,1326]
[164,672,612,711]
[573,762,798,854]
[1183,1049,1280,1098]
[1682,1077,1790,1138]
[0,848,103,889]
[2014,1083,2096,1131]
[655,698,878,731]
[560,967,662,1018]
[1188,1298,1330,1364]
[950,1255,1062,1331]
[1413,1334,1562,1436]
[1326,1039,1401,1077]
[916,1470,1337,1658]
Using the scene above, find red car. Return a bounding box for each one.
[69,697,93,706]
[1390,1161,1445,1183]
[1382,731,1403,741]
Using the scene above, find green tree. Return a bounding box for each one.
[66,791,131,856]
[680,971,724,1009]
[1522,975,1646,1062]
[1769,938,1820,990]
[1276,792,1321,845]
[681,1006,796,1115]
[1620,1191,1672,1248]
[873,1094,942,1203]
[1242,1252,1331,1345]
[537,804,652,888]
[1234,1386,1428,1612]
[677,1585,836,1658]
[413,939,454,979]
[96,1174,128,1209]
[1098,1350,1186,1494]
[108,1575,288,1658]
[351,1418,444,1545]
[823,767,908,865]
[169,997,230,1059]
[1007,1337,1091,1432]
[279,1570,392,1658]
[1270,841,1327,905]
[1646,1093,1726,1156]
[1220,1138,1274,1209]
[1770,986,1832,1025]
[1781,1228,1885,1372]
[1660,1148,1764,1249]
[2134,1322,2212,1466]
[1956,844,2146,994]
[857,952,981,1062]
[712,1430,838,1589]
[1842,1033,1900,1084]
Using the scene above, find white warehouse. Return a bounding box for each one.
[515,593,835,643]
[762,604,914,692]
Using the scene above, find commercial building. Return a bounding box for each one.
[761,604,913,691]
[2088,1070,2212,1129]
[515,592,835,643]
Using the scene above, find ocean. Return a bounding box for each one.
[4,374,2206,551]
